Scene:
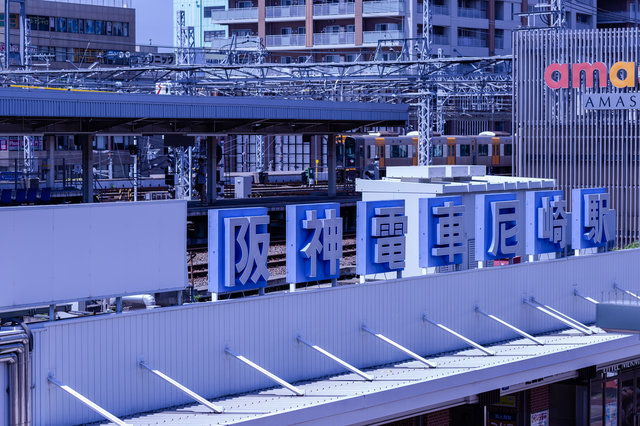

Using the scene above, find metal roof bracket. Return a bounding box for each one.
[297,335,373,381]
[139,361,223,413]
[361,324,437,368]
[422,315,496,355]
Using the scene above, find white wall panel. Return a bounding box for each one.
[0,201,187,310]
[29,248,640,425]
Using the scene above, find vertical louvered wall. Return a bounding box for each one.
[30,249,640,425]
[514,29,640,247]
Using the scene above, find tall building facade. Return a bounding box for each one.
[175,0,598,64]
[1,0,135,69]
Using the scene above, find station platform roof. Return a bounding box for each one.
[102,327,639,426]
[0,88,408,135]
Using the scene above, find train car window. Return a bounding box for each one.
[460,145,471,156]
[478,144,488,156]
[359,146,364,160]
[380,145,385,158]
[345,138,356,166]
[433,145,443,157]
[376,145,380,158]
[504,144,512,156]
[337,144,344,162]
[390,145,408,158]
[448,145,456,157]
[367,145,371,159]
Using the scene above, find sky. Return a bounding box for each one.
[132,0,175,51]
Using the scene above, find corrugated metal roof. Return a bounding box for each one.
[0,88,408,134]
[101,328,638,426]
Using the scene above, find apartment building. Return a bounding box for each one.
[174,0,598,64]
[1,0,135,69]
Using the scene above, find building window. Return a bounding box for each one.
[281,27,291,35]
[460,144,471,156]
[85,19,95,34]
[325,55,341,63]
[478,144,488,156]
[504,144,512,156]
[96,20,105,35]
[298,27,305,34]
[113,22,123,36]
[281,56,292,64]
[390,144,408,158]
[123,22,128,37]
[68,18,78,33]
[347,24,355,32]
[204,6,224,17]
[298,55,309,63]
[38,16,49,31]
[106,21,112,36]
[346,54,358,62]
[79,19,84,33]
[204,30,225,41]
[237,1,253,7]
[56,17,66,32]
[49,16,55,31]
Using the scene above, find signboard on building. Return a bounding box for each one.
[571,188,615,250]
[419,196,465,267]
[526,190,570,255]
[286,203,342,284]
[489,412,516,426]
[209,207,271,293]
[356,200,407,276]
[476,193,521,261]
[0,201,188,311]
[530,410,548,426]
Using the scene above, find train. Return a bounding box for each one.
[336,132,513,179]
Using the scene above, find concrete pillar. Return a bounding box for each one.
[306,0,313,47]
[327,133,336,197]
[258,0,266,42]
[206,136,218,204]
[4,0,10,68]
[47,135,55,188]
[355,0,363,46]
[80,134,94,203]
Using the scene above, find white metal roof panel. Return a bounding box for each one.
[101,328,639,426]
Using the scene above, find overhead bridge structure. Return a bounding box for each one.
[0,87,408,201]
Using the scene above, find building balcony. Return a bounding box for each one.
[417,3,448,15]
[457,36,486,47]
[210,7,258,21]
[433,34,448,45]
[313,3,355,17]
[266,5,307,19]
[209,36,262,50]
[363,0,404,14]
[457,7,486,18]
[363,30,405,43]
[266,34,306,47]
[575,21,592,29]
[313,31,355,45]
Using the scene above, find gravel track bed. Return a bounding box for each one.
[189,238,357,289]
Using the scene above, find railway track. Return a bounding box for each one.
[188,241,357,279]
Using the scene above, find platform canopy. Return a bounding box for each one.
[0,88,409,135]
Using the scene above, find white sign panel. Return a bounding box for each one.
[0,201,187,310]
[530,410,549,426]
